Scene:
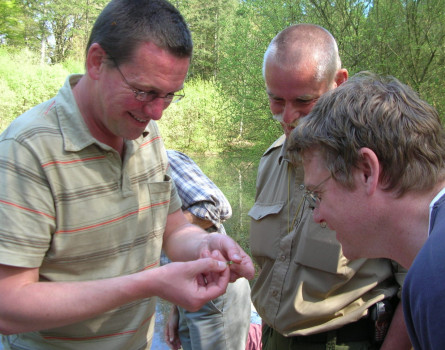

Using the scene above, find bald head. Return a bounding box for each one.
[263,24,341,84]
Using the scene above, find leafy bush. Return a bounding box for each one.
[61,58,86,75]
[0,47,70,132]
[159,78,238,153]
[0,78,17,131]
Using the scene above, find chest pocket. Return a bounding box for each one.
[145,174,173,235]
[293,209,348,275]
[248,201,285,260]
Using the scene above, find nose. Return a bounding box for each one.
[282,103,302,125]
[142,98,168,121]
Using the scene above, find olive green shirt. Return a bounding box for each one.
[249,135,402,336]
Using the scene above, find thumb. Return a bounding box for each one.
[193,257,227,275]
[193,258,229,288]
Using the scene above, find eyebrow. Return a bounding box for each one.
[133,83,184,95]
[267,90,318,101]
[123,70,184,94]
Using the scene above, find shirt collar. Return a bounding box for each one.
[278,136,289,165]
[428,187,445,234]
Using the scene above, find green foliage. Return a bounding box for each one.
[0,47,70,132]
[174,0,240,80]
[0,78,17,131]
[61,57,85,74]
[217,1,283,151]
[158,78,238,153]
[2,0,445,140]
[0,0,26,45]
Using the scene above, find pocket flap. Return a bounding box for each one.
[248,202,285,220]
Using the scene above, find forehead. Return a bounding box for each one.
[264,60,330,100]
[123,42,190,91]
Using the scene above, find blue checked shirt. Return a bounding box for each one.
[166,150,232,234]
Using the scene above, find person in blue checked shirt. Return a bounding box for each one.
[163,150,251,350]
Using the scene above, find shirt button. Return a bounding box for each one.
[272,290,278,297]
[280,255,286,261]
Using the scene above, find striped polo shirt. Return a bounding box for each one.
[0,75,182,349]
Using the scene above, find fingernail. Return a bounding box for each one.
[218,261,226,268]
[233,254,241,260]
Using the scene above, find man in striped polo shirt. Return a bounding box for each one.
[0,1,254,349]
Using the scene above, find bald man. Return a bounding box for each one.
[248,24,411,350]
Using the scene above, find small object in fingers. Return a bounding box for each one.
[226,260,234,265]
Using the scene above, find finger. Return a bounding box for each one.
[174,258,230,312]
[164,327,173,348]
[201,260,230,289]
[192,257,227,286]
[222,253,255,282]
[200,249,211,259]
[210,249,226,262]
[208,242,256,282]
[209,234,246,264]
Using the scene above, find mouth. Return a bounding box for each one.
[129,112,149,124]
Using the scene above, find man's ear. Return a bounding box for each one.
[357,147,380,195]
[334,68,348,88]
[86,43,107,80]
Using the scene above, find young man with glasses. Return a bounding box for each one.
[287,71,445,349]
[248,24,411,349]
[0,1,254,349]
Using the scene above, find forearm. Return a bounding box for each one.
[163,210,255,281]
[163,209,211,262]
[0,266,157,334]
[163,221,210,262]
[0,260,228,335]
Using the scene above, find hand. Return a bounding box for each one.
[164,305,181,350]
[153,258,229,312]
[201,234,255,282]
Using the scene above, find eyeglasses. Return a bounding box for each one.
[304,174,332,209]
[112,58,185,104]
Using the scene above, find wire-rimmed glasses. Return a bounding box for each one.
[304,174,332,209]
[110,56,185,104]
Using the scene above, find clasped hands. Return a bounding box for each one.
[159,233,254,313]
